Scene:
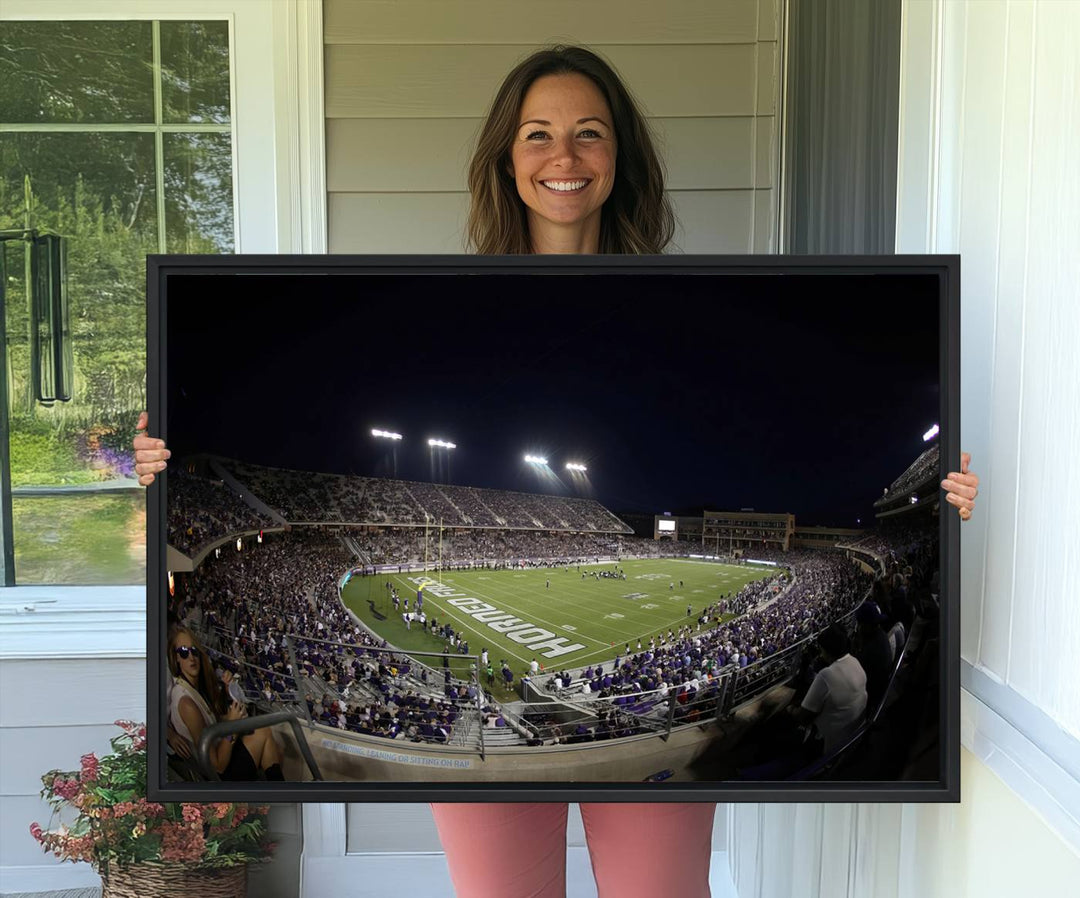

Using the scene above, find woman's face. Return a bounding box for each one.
[509,73,616,242]
[174,632,200,683]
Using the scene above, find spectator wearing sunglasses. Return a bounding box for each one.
[167,626,285,780]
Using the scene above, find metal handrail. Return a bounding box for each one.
[282,633,488,756]
[196,711,323,781]
[180,576,874,763]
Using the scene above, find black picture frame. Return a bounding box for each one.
[146,254,960,803]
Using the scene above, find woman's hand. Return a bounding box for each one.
[133,411,170,486]
[226,699,246,721]
[941,452,980,521]
[166,721,192,759]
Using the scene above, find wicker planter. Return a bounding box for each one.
[101,862,247,898]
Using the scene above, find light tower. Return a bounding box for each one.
[371,428,402,477]
[428,438,456,484]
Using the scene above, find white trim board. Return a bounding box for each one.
[272,0,328,253]
[961,675,1080,855]
[0,587,146,660]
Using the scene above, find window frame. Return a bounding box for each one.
[0,0,326,659]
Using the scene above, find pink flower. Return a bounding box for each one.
[52,777,80,801]
[80,753,99,782]
[160,821,206,863]
[181,805,203,824]
[29,822,43,842]
[63,834,96,864]
[137,799,166,818]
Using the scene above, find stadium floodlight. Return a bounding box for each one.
[371,429,403,440]
[428,438,456,449]
[565,462,587,472]
[923,424,939,441]
[524,454,548,465]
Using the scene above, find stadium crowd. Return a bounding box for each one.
[164,452,938,754]
[543,552,870,708]
[874,443,941,506]
[173,529,501,748]
[209,459,632,532]
[167,469,275,555]
[352,527,672,568]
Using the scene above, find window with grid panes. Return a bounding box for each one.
[0,20,234,584]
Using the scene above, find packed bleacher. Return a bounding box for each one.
[167,456,690,563]
[541,551,870,708]
[167,469,276,555]
[214,459,632,532]
[167,453,711,563]
[211,464,360,523]
[873,442,940,511]
[840,521,936,571]
[174,529,505,748]
[351,527,694,568]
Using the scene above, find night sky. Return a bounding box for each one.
[164,269,941,526]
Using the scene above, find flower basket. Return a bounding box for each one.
[101,862,247,898]
[30,721,274,889]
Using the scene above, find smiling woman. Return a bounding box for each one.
[466,45,673,255]
[509,73,617,252]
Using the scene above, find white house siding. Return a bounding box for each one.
[324,0,782,254]
[0,659,146,886]
[0,651,302,897]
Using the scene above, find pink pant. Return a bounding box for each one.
[431,802,716,898]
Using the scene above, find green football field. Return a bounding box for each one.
[340,559,781,687]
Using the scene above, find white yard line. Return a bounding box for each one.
[408,573,612,645]
[382,577,534,668]
[470,575,699,639]
[376,561,770,668]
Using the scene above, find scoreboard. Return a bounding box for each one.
[654,516,678,539]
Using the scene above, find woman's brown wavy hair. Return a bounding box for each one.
[168,626,228,717]
[466,46,675,255]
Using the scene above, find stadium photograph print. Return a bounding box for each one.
[136,45,978,898]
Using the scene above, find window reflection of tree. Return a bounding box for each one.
[0,20,234,584]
